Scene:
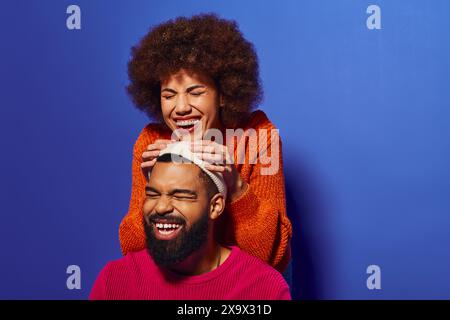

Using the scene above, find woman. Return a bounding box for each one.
[120,13,292,272]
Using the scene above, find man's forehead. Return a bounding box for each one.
[149,162,201,188]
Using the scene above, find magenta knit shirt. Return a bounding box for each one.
[90,246,291,300]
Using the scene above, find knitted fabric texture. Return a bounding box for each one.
[90,246,291,300]
[157,141,227,199]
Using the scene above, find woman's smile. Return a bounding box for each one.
[172,115,203,133]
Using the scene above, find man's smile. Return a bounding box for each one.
[154,221,182,236]
[149,216,186,240]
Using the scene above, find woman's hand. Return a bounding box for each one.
[190,140,248,202]
[141,139,174,178]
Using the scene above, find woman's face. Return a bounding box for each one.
[160,69,223,139]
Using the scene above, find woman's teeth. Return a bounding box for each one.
[176,119,200,127]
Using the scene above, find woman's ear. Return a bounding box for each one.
[209,193,225,220]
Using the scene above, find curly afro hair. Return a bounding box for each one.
[126,13,263,127]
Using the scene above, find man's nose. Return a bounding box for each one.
[174,94,192,115]
[154,196,174,215]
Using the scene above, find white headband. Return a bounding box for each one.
[155,141,227,199]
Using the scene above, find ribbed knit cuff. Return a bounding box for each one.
[227,184,260,219]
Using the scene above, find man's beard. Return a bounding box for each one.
[144,212,209,267]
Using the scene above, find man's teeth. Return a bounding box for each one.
[155,223,181,229]
[176,119,200,127]
[155,222,181,235]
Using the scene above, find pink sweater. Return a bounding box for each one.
[90,246,291,300]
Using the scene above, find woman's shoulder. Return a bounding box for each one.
[242,110,282,150]
[243,110,277,131]
[141,122,171,137]
[133,122,171,151]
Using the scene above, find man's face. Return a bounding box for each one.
[143,160,211,267]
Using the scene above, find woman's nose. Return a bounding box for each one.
[174,94,192,115]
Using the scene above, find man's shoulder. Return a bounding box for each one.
[102,249,150,275]
[228,247,291,299]
[90,250,150,300]
[232,246,286,282]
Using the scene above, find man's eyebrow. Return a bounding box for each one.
[169,189,197,197]
[145,186,160,193]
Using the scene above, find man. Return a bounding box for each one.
[90,142,290,300]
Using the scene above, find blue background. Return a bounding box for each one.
[1,0,449,299]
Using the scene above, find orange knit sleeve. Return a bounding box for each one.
[222,117,292,272]
[118,127,152,255]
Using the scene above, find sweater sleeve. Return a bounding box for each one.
[118,128,150,255]
[225,125,292,272]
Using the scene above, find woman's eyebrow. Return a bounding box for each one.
[161,88,177,94]
[186,85,206,92]
[161,85,205,94]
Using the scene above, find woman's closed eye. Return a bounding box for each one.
[190,91,205,96]
[162,94,175,100]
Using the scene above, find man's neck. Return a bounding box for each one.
[168,241,223,276]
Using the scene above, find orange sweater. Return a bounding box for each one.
[119,110,292,272]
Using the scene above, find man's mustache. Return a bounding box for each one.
[146,213,186,225]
